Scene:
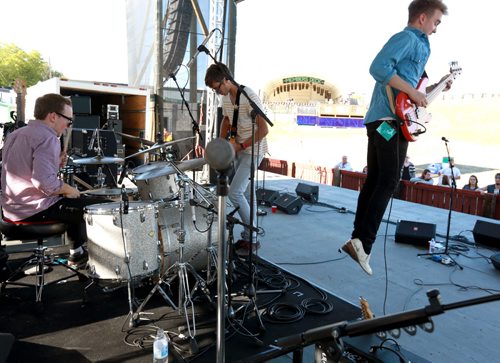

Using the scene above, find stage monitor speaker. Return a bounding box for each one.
[395,220,436,246]
[295,182,319,203]
[274,193,303,215]
[256,188,280,206]
[491,253,500,270]
[473,220,500,248]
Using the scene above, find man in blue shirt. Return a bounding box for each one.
[342,0,452,275]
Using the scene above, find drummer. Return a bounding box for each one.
[1,93,107,268]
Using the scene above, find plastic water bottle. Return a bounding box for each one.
[428,238,436,253]
[153,328,169,363]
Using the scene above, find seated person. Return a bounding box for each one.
[1,93,106,268]
[439,157,461,182]
[479,173,500,195]
[335,155,353,171]
[437,174,451,187]
[463,175,480,191]
[410,169,434,185]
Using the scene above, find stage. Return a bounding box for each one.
[2,173,499,362]
[0,243,389,362]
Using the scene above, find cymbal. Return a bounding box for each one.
[135,165,176,181]
[134,158,206,181]
[114,131,155,146]
[176,158,206,171]
[72,155,124,165]
[124,136,196,160]
[132,161,169,175]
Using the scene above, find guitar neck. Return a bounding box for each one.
[426,73,453,104]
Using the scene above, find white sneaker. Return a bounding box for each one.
[341,238,373,275]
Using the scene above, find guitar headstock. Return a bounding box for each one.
[449,61,462,77]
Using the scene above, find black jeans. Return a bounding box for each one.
[352,121,408,254]
[22,197,109,250]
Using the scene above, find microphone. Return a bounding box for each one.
[205,138,235,171]
[121,185,129,214]
[441,136,449,142]
[186,29,216,68]
[117,165,127,185]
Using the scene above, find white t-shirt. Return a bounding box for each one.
[221,86,268,156]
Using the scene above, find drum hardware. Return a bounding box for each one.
[129,176,213,341]
[124,136,196,161]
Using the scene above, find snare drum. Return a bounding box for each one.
[158,200,217,271]
[85,201,159,282]
[84,188,137,201]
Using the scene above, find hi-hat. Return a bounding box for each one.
[124,136,195,160]
[72,155,124,165]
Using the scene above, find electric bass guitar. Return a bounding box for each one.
[395,61,461,142]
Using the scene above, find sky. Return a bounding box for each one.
[1,0,500,96]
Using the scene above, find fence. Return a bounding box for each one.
[259,158,500,220]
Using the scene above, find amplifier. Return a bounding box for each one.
[395,220,436,247]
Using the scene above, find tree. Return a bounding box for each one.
[0,43,63,88]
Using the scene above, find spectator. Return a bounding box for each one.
[438,174,451,187]
[410,169,434,184]
[479,173,500,195]
[401,156,416,180]
[362,166,368,174]
[463,175,480,191]
[335,155,353,171]
[439,157,461,185]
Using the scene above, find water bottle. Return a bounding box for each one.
[153,328,169,363]
[428,238,436,253]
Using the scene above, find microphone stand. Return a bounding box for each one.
[270,289,500,362]
[200,46,274,334]
[169,71,203,159]
[418,138,463,269]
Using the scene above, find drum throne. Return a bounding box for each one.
[0,217,86,310]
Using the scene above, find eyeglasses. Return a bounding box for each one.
[55,112,73,126]
[212,81,224,93]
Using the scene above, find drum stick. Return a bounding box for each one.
[73,175,94,190]
[62,127,72,167]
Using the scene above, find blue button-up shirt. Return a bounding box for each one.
[364,26,430,124]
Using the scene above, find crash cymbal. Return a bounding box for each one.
[114,131,155,146]
[124,136,196,160]
[72,155,124,165]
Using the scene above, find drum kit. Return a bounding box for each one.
[63,129,219,335]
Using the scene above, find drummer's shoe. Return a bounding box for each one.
[68,250,88,269]
[235,240,261,256]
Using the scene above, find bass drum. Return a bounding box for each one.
[85,201,159,282]
[158,200,217,271]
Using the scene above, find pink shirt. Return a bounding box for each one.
[1,120,63,221]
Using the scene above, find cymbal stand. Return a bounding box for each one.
[162,176,213,342]
[89,128,107,188]
[168,162,219,284]
[204,208,218,285]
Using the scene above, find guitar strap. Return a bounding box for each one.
[385,85,396,115]
[229,86,244,140]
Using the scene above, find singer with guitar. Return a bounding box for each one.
[341,0,453,275]
[1,94,107,268]
[205,63,269,255]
